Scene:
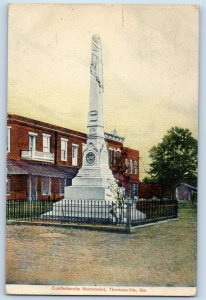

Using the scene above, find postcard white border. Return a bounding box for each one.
[1,0,206,299]
[6,284,196,297]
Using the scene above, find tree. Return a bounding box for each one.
[111,147,131,196]
[142,177,159,184]
[146,127,197,198]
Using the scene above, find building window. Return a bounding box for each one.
[72,144,79,166]
[59,178,66,195]
[6,177,11,195]
[42,177,51,195]
[113,149,117,165]
[108,148,113,166]
[29,132,37,152]
[116,149,121,158]
[130,159,133,174]
[61,138,68,161]
[29,176,37,201]
[134,161,138,175]
[125,159,129,173]
[43,134,51,153]
[7,127,11,153]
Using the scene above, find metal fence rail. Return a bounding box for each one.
[6,199,178,228]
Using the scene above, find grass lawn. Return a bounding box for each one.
[6,202,197,287]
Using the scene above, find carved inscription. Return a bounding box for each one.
[89,110,98,122]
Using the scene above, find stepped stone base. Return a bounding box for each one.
[41,200,146,223]
[42,199,113,222]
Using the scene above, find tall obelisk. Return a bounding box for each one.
[43,35,146,222]
[64,35,116,201]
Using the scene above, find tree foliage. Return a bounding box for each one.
[111,147,131,195]
[146,127,198,188]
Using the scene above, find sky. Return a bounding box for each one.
[8,4,199,179]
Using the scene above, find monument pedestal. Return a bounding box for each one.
[43,35,119,221]
[64,163,116,201]
[65,186,112,201]
[42,199,114,222]
[42,200,146,224]
[43,35,146,224]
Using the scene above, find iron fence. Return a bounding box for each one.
[6,199,178,228]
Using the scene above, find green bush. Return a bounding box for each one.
[6,201,53,220]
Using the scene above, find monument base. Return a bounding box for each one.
[64,185,113,201]
[42,199,146,224]
[42,199,114,222]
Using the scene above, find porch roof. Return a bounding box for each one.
[7,160,78,179]
[7,160,28,175]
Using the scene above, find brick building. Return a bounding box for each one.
[7,114,140,201]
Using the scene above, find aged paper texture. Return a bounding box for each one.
[6,4,198,296]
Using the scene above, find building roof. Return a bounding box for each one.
[181,183,197,191]
[8,114,126,144]
[105,130,125,143]
[7,160,29,175]
[8,114,87,140]
[7,160,78,178]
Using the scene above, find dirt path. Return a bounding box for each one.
[6,206,196,287]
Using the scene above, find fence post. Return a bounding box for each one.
[126,200,132,229]
[30,201,33,222]
[175,200,178,218]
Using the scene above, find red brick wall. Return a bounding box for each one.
[139,183,162,199]
[124,147,139,181]
[31,176,66,201]
[8,124,58,163]
[7,114,87,167]
[50,178,64,201]
[105,142,140,182]
[40,177,64,201]
[7,114,141,201]
[8,114,139,172]
[138,183,172,199]
[106,139,123,150]
[7,175,67,201]
[7,176,27,200]
[55,133,85,168]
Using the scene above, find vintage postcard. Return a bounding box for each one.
[6,4,198,296]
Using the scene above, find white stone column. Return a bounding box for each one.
[64,35,117,201]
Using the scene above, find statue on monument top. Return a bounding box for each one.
[90,34,104,93]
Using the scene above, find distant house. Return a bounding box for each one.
[176,183,197,202]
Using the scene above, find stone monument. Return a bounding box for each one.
[63,34,117,201]
[43,35,146,222]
